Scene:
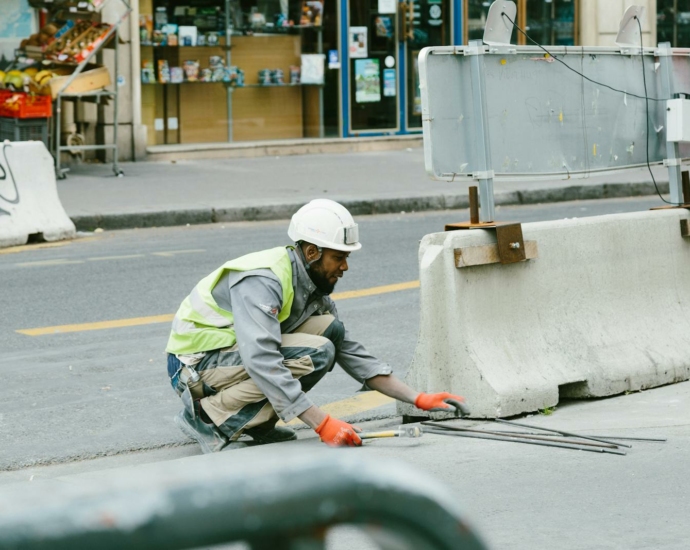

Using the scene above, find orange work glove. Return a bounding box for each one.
[314,415,362,447]
[415,392,470,416]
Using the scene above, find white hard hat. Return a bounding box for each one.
[288,199,362,252]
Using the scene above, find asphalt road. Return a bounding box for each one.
[0,196,661,470]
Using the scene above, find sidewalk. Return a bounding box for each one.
[1,381,688,549]
[57,147,672,230]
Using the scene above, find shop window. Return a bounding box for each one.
[464,0,578,46]
[658,1,690,47]
[140,0,335,145]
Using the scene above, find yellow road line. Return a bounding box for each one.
[0,241,72,255]
[16,259,84,267]
[17,314,175,336]
[331,280,420,300]
[88,254,145,262]
[152,249,206,257]
[279,391,395,426]
[16,280,420,336]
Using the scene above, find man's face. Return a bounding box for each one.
[308,248,350,295]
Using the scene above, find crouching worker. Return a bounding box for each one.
[165,199,466,453]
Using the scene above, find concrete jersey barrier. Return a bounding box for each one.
[399,209,690,419]
[0,141,76,248]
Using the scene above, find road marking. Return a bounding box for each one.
[16,259,84,267]
[152,249,206,257]
[0,241,72,255]
[17,314,176,336]
[88,254,146,262]
[279,391,395,427]
[331,280,420,301]
[16,280,420,336]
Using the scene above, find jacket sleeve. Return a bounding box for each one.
[323,297,393,383]
[229,275,314,422]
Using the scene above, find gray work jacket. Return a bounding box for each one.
[199,246,391,422]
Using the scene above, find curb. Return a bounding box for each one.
[70,180,669,232]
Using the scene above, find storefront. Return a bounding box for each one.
[137,0,457,145]
[7,0,663,160]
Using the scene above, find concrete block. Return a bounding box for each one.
[0,142,76,248]
[398,209,690,419]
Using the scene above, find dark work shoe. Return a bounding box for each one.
[174,410,229,454]
[244,424,297,444]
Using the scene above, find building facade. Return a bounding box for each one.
[10,1,679,161]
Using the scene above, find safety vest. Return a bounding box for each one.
[166,246,295,355]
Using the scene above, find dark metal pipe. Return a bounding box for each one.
[424,428,627,456]
[495,419,632,449]
[421,422,618,449]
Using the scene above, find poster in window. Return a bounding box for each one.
[349,26,368,58]
[355,58,381,103]
[383,68,396,97]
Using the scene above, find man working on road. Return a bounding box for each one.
[166,199,466,453]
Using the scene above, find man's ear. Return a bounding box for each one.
[302,243,320,262]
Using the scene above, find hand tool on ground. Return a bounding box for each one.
[423,427,627,456]
[360,426,423,440]
[495,419,631,449]
[421,422,620,449]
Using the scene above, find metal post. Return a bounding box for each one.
[55,95,62,178]
[113,27,121,176]
[658,41,683,204]
[469,186,479,224]
[226,0,233,142]
[318,26,324,139]
[468,39,495,222]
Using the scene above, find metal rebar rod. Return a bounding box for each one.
[424,428,627,456]
[449,428,666,442]
[495,419,632,449]
[421,422,618,449]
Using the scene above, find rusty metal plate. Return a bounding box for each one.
[495,223,526,264]
[681,219,690,237]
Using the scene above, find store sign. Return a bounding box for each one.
[349,26,368,58]
[429,3,443,26]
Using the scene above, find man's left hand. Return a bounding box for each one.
[415,392,470,416]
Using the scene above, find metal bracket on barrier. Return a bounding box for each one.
[464,44,485,56]
[445,186,538,266]
[663,158,683,167]
[470,170,495,180]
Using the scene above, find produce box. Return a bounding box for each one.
[46,64,111,98]
[0,92,52,118]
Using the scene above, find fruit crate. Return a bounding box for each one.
[0,92,52,118]
[0,117,50,148]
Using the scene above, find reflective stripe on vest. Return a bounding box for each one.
[166,246,294,355]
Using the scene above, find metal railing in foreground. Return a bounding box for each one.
[0,449,486,550]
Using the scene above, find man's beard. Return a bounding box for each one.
[308,259,337,294]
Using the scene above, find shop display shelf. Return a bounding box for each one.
[142,82,322,88]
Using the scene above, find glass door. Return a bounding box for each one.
[403,0,451,129]
[347,0,399,133]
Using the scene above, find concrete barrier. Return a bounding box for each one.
[0,141,75,248]
[399,209,690,419]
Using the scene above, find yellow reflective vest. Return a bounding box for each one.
[166,246,295,355]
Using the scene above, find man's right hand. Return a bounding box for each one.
[314,414,362,447]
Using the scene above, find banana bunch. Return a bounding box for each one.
[34,70,55,86]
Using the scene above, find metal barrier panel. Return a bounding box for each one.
[419,44,690,182]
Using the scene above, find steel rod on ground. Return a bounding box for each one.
[495,419,632,449]
[482,429,666,442]
[421,422,619,449]
[423,429,627,456]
